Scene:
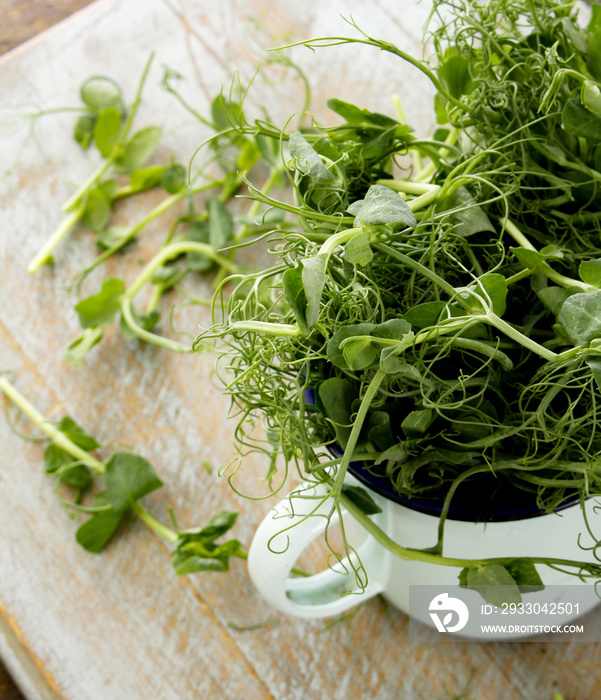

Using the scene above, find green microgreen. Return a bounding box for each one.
[194,0,601,605]
[0,377,245,574]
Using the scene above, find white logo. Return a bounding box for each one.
[429,593,470,633]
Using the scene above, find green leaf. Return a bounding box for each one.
[368,412,395,451]
[178,510,239,542]
[579,259,601,287]
[344,231,373,266]
[289,131,334,182]
[93,107,121,157]
[172,539,243,574]
[558,291,601,346]
[379,350,421,376]
[44,444,71,474]
[211,96,245,133]
[104,452,163,513]
[59,416,100,451]
[464,564,522,606]
[207,197,233,250]
[317,378,355,448]
[65,327,104,364]
[474,273,508,316]
[561,17,588,53]
[401,409,434,438]
[341,485,382,515]
[326,98,398,127]
[60,465,93,491]
[237,140,260,172]
[183,221,212,272]
[99,179,119,202]
[96,226,131,250]
[350,185,417,230]
[434,92,449,124]
[503,559,544,592]
[171,510,242,575]
[373,318,412,340]
[512,245,563,270]
[537,286,580,316]
[162,163,187,194]
[83,187,111,232]
[562,98,601,140]
[301,255,327,328]
[76,498,124,553]
[582,81,601,117]
[130,165,166,192]
[438,49,474,99]
[327,323,376,370]
[74,114,96,149]
[586,355,601,391]
[282,266,310,335]
[43,444,93,491]
[440,185,494,237]
[255,133,279,166]
[343,336,380,370]
[80,76,123,113]
[401,301,449,329]
[74,278,125,329]
[120,126,162,172]
[587,7,601,81]
[375,442,409,466]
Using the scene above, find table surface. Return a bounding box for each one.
[1,1,601,699]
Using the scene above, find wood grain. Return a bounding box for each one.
[0,0,96,55]
[0,5,96,700]
[0,1,600,699]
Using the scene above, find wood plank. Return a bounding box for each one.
[1,1,601,699]
[0,1,96,55]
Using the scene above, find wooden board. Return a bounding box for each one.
[1,1,601,699]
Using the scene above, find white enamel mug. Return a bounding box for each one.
[248,472,601,637]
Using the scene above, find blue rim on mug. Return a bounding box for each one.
[305,388,580,522]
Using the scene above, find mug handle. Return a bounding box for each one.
[247,482,388,618]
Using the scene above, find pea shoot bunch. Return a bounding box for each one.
[4,0,601,607]
[198,0,601,600]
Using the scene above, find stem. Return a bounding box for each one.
[407,187,441,212]
[331,370,386,500]
[120,298,191,352]
[226,321,301,336]
[446,337,513,371]
[376,179,439,195]
[373,242,458,298]
[62,161,111,213]
[126,241,237,298]
[119,241,240,350]
[120,52,155,144]
[0,378,104,473]
[131,502,178,543]
[27,204,85,274]
[486,313,558,362]
[145,283,165,314]
[0,378,181,548]
[318,227,363,258]
[502,217,594,292]
[340,493,601,574]
[81,181,223,278]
